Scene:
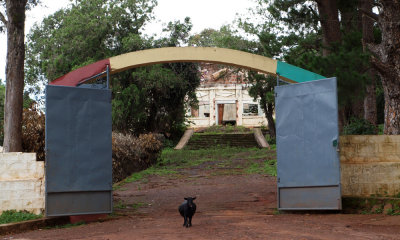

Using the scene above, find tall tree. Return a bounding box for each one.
[0,80,34,144]
[0,81,5,143]
[26,0,199,136]
[244,0,374,129]
[317,0,341,56]
[364,0,400,134]
[0,0,39,152]
[26,0,157,83]
[113,18,200,135]
[360,0,377,125]
[248,73,276,139]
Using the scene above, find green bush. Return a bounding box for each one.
[342,118,377,135]
[378,124,384,135]
[112,132,162,183]
[0,210,42,224]
[161,138,176,148]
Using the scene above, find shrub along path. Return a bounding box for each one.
[6,147,400,240]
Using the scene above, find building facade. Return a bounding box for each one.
[187,63,268,128]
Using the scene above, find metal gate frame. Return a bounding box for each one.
[275,77,341,210]
[45,85,112,216]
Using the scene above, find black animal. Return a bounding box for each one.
[178,197,197,228]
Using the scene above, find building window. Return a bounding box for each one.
[243,103,258,116]
[190,104,210,118]
[199,104,210,117]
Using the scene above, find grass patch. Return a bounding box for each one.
[125,167,177,183]
[114,166,177,189]
[158,147,256,167]
[115,146,277,188]
[244,159,277,176]
[114,201,127,209]
[387,208,400,216]
[131,202,146,210]
[265,135,276,145]
[114,201,145,210]
[273,208,281,215]
[200,125,251,134]
[264,159,277,176]
[0,210,42,224]
[161,146,277,176]
[245,162,263,174]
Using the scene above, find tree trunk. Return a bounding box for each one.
[339,1,362,33]
[316,0,341,56]
[351,98,364,120]
[361,0,377,125]
[367,1,400,134]
[263,102,276,140]
[383,81,400,134]
[3,0,27,152]
[363,80,377,124]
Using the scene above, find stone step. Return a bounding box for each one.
[185,133,259,149]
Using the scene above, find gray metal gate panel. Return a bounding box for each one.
[45,85,112,216]
[275,78,341,210]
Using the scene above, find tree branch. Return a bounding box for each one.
[0,11,7,25]
[359,8,379,22]
[370,56,397,81]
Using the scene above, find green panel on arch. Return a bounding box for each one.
[277,61,326,83]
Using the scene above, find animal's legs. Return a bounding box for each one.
[183,215,187,227]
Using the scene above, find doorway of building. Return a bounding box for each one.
[216,102,236,126]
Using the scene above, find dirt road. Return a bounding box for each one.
[4,152,400,240]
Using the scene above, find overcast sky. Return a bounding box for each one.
[0,0,257,83]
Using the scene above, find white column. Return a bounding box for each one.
[209,88,216,126]
[237,85,243,126]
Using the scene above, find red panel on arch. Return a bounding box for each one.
[50,59,110,87]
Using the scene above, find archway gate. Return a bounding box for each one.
[45,47,340,216]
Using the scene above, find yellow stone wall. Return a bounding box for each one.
[0,135,398,214]
[0,153,45,214]
[340,135,400,197]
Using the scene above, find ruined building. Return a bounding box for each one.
[187,63,268,128]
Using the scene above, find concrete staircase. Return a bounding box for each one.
[253,128,270,148]
[185,133,260,149]
[174,128,194,150]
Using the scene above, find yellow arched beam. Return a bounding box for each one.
[109,47,278,75]
[50,47,325,86]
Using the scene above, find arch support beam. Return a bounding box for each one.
[50,47,325,87]
[109,47,278,75]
